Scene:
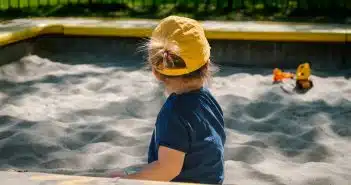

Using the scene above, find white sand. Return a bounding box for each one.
[0,55,350,185]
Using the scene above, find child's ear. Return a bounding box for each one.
[152,68,163,82]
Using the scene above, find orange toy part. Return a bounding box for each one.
[273,68,294,82]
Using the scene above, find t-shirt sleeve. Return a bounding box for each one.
[157,111,190,153]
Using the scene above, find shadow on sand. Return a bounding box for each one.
[221,90,351,161]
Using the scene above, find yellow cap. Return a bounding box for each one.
[296,62,311,80]
[151,16,211,76]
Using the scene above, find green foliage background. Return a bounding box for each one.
[0,0,349,23]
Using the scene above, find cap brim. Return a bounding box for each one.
[155,68,192,76]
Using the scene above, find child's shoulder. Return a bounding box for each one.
[169,87,220,112]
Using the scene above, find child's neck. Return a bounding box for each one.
[165,82,203,95]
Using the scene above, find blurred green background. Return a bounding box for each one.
[0,0,350,23]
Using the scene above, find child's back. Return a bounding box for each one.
[148,87,226,184]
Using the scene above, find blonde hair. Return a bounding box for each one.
[139,36,217,88]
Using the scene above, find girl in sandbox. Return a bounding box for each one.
[110,15,226,185]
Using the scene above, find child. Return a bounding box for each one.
[111,15,226,185]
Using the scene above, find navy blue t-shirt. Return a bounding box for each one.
[148,87,226,184]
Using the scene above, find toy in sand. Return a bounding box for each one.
[295,62,313,91]
[274,62,314,94]
[273,68,294,83]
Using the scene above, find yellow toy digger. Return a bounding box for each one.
[295,63,313,91]
[276,62,314,94]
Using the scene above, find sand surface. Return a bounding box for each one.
[0,54,350,185]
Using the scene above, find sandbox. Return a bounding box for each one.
[0,19,350,185]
